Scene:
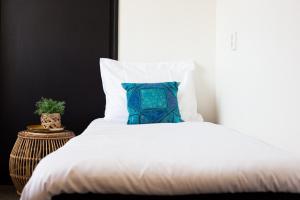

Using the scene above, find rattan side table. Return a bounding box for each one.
[9,130,75,195]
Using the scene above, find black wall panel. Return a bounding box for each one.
[0,0,118,184]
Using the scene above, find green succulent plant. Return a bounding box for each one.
[35,97,65,115]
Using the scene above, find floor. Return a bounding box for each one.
[0,185,19,200]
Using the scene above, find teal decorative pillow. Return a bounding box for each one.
[122,82,183,124]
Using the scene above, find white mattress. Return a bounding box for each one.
[21,119,300,200]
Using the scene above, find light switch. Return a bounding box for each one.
[230,32,237,51]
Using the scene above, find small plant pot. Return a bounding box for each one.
[41,113,62,129]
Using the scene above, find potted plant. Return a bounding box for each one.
[35,97,65,129]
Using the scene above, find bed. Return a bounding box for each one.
[20,118,300,200]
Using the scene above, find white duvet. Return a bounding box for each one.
[21,119,300,200]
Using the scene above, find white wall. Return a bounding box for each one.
[216,0,300,154]
[119,0,217,122]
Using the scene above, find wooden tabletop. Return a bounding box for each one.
[18,130,75,139]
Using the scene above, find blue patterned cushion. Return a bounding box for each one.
[122,82,183,124]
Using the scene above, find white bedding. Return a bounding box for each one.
[21,119,300,200]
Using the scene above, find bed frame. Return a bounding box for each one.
[52,193,300,200]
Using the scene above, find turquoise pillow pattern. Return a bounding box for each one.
[122,82,183,124]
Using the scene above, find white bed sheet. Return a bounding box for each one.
[21,119,300,200]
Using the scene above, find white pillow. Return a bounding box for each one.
[99,58,203,122]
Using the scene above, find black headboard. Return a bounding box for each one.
[0,0,118,184]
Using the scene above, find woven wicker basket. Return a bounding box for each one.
[9,130,75,195]
[41,113,62,129]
